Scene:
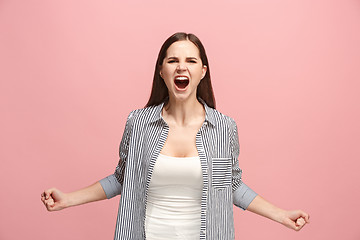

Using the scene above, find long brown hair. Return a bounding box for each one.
[145,32,216,108]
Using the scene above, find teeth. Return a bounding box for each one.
[175,76,188,81]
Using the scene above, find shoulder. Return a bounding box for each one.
[207,107,237,129]
[125,104,162,125]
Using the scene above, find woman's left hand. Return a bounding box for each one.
[280,210,310,231]
[247,195,310,231]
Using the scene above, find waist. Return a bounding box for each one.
[146,187,201,220]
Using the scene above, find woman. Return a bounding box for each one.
[41,32,310,239]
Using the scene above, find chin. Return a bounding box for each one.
[172,92,196,102]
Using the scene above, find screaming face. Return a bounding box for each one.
[160,40,207,101]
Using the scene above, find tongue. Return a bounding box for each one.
[175,80,189,89]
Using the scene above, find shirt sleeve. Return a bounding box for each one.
[229,118,258,210]
[99,110,135,199]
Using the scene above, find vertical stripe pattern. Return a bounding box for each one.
[99,99,258,240]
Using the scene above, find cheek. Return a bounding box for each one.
[162,77,172,87]
[162,66,175,77]
[162,72,173,87]
[190,66,204,77]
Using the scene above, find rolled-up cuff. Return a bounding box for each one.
[233,182,258,210]
[99,174,122,199]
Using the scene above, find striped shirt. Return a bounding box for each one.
[100,99,258,240]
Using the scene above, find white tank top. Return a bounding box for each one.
[145,153,203,240]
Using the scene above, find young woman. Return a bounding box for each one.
[41,32,310,239]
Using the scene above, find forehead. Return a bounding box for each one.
[166,40,200,58]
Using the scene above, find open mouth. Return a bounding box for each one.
[174,76,189,89]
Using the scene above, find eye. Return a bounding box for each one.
[187,59,197,63]
[168,60,177,63]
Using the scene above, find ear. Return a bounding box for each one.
[202,65,207,79]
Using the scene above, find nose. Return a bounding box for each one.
[176,62,187,71]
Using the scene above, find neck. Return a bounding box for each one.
[163,96,205,126]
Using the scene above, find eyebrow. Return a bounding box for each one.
[166,57,198,60]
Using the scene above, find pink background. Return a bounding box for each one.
[1,0,359,239]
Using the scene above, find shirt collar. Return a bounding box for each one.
[149,98,216,127]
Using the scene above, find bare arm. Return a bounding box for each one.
[246,195,310,231]
[41,181,107,211]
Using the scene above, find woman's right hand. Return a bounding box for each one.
[41,182,107,211]
[41,188,68,211]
